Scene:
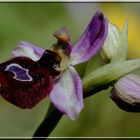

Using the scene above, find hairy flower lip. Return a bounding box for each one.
[0,56,53,109]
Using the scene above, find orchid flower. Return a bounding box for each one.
[0,11,108,120]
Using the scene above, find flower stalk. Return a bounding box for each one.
[83,59,140,93]
[32,104,63,139]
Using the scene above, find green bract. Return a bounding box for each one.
[83,59,140,93]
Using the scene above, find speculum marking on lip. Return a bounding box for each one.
[5,63,33,82]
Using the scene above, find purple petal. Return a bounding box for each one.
[49,66,83,120]
[70,11,108,65]
[12,41,45,61]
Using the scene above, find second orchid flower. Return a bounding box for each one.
[0,11,108,120]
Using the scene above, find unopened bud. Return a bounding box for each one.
[110,74,140,112]
[100,22,120,62]
[100,20,128,63]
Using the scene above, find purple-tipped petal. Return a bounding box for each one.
[12,41,45,61]
[49,66,83,120]
[70,11,108,65]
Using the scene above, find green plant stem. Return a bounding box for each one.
[83,81,114,98]
[32,105,63,139]
[32,82,113,139]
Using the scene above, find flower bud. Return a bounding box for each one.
[100,22,120,62]
[110,74,140,112]
[100,20,128,63]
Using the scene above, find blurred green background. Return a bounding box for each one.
[0,2,140,137]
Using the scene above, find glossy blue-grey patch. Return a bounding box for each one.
[5,63,33,81]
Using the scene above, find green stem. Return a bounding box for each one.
[32,105,63,139]
[83,81,114,98]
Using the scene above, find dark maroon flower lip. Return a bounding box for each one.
[0,50,61,109]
